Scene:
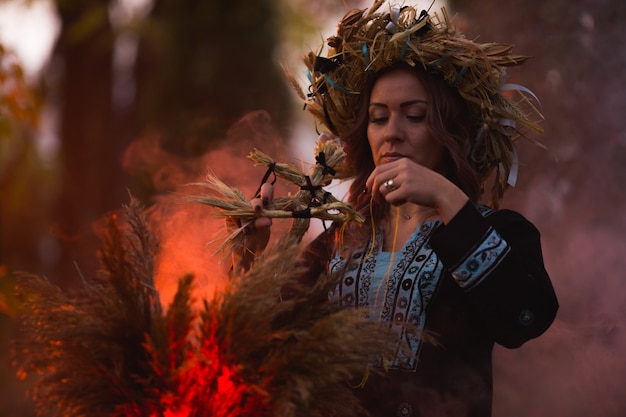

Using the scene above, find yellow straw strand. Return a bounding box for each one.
[349,365,371,389]
[374,207,400,320]
[364,195,377,262]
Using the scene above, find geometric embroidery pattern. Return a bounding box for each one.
[450,227,510,291]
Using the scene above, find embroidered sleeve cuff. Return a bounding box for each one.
[430,201,511,291]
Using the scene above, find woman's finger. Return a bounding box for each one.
[251,197,263,212]
[260,183,274,207]
[254,216,272,229]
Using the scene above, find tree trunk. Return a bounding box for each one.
[133,0,292,157]
[52,0,127,286]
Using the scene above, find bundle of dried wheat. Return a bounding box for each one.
[12,196,401,417]
[184,139,365,258]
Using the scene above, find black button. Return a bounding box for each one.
[518,309,534,326]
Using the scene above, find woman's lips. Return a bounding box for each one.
[381,153,404,163]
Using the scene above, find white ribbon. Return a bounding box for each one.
[505,145,519,187]
[385,7,401,33]
[500,83,542,105]
[497,82,542,187]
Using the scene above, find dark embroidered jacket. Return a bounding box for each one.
[302,202,558,417]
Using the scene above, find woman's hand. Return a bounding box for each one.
[365,158,469,224]
[230,182,274,275]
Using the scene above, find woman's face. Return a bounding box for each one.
[367,68,448,173]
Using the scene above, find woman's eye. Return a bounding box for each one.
[369,116,388,124]
[407,114,426,122]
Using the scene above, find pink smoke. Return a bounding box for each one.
[122,110,302,307]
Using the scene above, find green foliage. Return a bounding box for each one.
[0,267,21,318]
[0,45,35,117]
[62,2,110,45]
[0,43,39,157]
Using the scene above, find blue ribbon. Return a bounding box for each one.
[452,65,469,86]
[323,74,358,95]
[362,43,370,68]
[400,34,410,60]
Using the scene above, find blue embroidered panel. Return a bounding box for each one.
[450,227,510,291]
[329,220,443,371]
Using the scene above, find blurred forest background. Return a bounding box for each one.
[0,0,625,416]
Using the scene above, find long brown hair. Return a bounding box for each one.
[341,63,481,227]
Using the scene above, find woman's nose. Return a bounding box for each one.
[383,116,402,143]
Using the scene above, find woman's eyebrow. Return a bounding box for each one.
[368,99,428,108]
[400,99,428,108]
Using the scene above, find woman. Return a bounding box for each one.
[299,63,558,417]
[240,3,558,416]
